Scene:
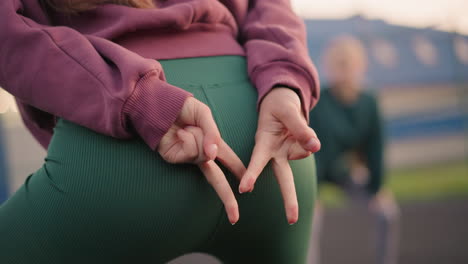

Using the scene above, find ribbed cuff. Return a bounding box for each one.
[122,71,192,150]
[252,61,319,122]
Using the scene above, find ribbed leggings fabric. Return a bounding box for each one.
[0,55,317,264]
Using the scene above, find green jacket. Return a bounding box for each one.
[309,87,385,195]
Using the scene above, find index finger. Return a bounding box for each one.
[239,134,273,193]
[197,105,221,160]
[216,139,246,182]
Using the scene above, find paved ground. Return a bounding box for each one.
[320,198,468,264]
[169,198,468,264]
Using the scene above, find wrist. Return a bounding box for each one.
[262,85,304,116]
[272,84,301,98]
[122,72,193,150]
[273,85,308,119]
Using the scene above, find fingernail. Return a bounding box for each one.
[239,178,250,194]
[231,221,237,225]
[305,138,319,151]
[239,183,246,194]
[207,144,218,160]
[289,220,296,225]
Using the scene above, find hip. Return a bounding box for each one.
[44,55,317,212]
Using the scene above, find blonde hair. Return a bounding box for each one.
[323,34,368,71]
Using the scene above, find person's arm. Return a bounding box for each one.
[238,0,320,121]
[0,0,192,150]
[364,96,385,196]
[235,1,321,224]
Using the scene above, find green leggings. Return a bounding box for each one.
[0,55,316,264]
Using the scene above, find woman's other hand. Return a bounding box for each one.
[158,97,246,225]
[239,87,321,225]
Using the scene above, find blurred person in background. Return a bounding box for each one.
[308,35,400,264]
[0,0,321,263]
[0,121,8,203]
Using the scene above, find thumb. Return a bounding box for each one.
[183,126,208,164]
[196,103,221,160]
[281,109,321,153]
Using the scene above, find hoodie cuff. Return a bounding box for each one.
[122,71,193,150]
[252,61,320,122]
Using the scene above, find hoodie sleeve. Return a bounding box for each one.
[0,0,192,150]
[239,0,320,121]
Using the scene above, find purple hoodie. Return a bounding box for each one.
[0,0,320,150]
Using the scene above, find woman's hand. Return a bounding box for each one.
[158,97,246,225]
[238,87,321,224]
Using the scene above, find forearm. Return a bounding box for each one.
[240,0,320,121]
[0,0,192,150]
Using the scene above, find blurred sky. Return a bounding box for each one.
[291,0,468,34]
